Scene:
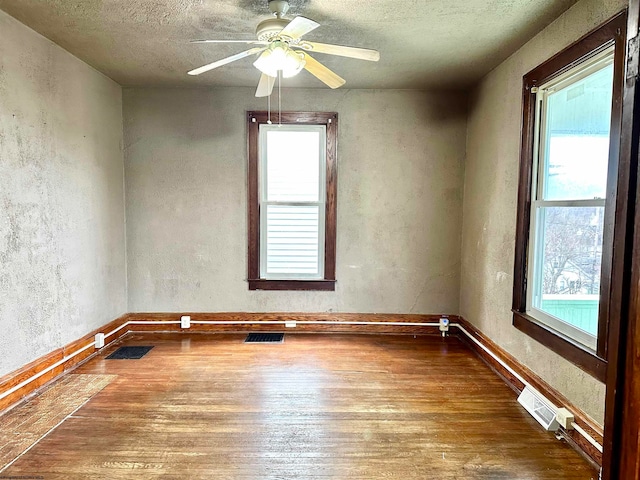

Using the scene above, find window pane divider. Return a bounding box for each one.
[533,199,606,208]
[263,201,323,207]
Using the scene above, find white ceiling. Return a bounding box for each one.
[0,0,579,89]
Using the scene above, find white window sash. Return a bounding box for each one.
[538,45,614,95]
[529,307,597,350]
[258,124,327,280]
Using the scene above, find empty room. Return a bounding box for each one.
[1,0,639,478]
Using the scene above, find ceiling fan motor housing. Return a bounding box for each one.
[256,18,290,41]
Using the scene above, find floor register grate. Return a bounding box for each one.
[245,333,284,343]
[106,346,154,359]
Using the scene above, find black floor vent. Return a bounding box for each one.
[245,333,284,343]
[106,346,154,359]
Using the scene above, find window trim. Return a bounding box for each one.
[247,111,338,291]
[512,12,627,382]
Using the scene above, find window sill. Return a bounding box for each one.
[248,279,336,291]
[512,310,607,382]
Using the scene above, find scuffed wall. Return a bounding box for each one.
[460,0,627,425]
[123,88,466,314]
[0,10,127,376]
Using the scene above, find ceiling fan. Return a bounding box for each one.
[188,0,380,97]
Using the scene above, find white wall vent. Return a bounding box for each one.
[517,386,560,431]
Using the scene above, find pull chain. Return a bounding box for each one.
[278,70,282,127]
[267,85,272,125]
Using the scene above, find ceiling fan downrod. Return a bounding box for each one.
[268,0,290,19]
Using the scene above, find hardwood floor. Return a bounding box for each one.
[0,334,598,479]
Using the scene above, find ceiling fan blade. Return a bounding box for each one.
[188,46,266,75]
[256,73,276,97]
[278,16,320,40]
[302,53,346,89]
[298,41,380,62]
[190,40,269,45]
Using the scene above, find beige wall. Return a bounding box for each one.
[460,0,627,425]
[123,88,466,314]
[0,10,127,376]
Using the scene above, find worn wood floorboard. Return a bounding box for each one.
[1,334,598,479]
[0,373,115,471]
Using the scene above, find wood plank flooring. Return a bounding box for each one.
[0,373,115,470]
[0,334,599,479]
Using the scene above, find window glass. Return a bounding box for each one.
[266,130,321,202]
[541,63,613,201]
[531,206,604,338]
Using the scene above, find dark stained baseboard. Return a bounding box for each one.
[127,312,450,335]
[0,311,603,468]
[454,317,604,467]
[0,314,130,413]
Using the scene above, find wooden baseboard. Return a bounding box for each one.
[128,312,451,334]
[0,314,130,413]
[454,317,604,467]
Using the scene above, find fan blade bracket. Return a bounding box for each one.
[295,42,313,51]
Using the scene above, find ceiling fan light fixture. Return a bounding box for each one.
[281,50,306,78]
[254,41,306,78]
[253,49,278,77]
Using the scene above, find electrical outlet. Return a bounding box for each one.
[94,333,105,349]
[439,317,450,332]
[181,315,191,329]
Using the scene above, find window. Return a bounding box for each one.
[528,50,613,351]
[260,125,326,279]
[247,112,337,291]
[512,12,627,380]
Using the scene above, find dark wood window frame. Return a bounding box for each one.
[512,12,627,382]
[602,2,640,477]
[247,111,338,291]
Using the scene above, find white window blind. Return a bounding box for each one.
[259,125,326,279]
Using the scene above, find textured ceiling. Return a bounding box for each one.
[0,0,579,89]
